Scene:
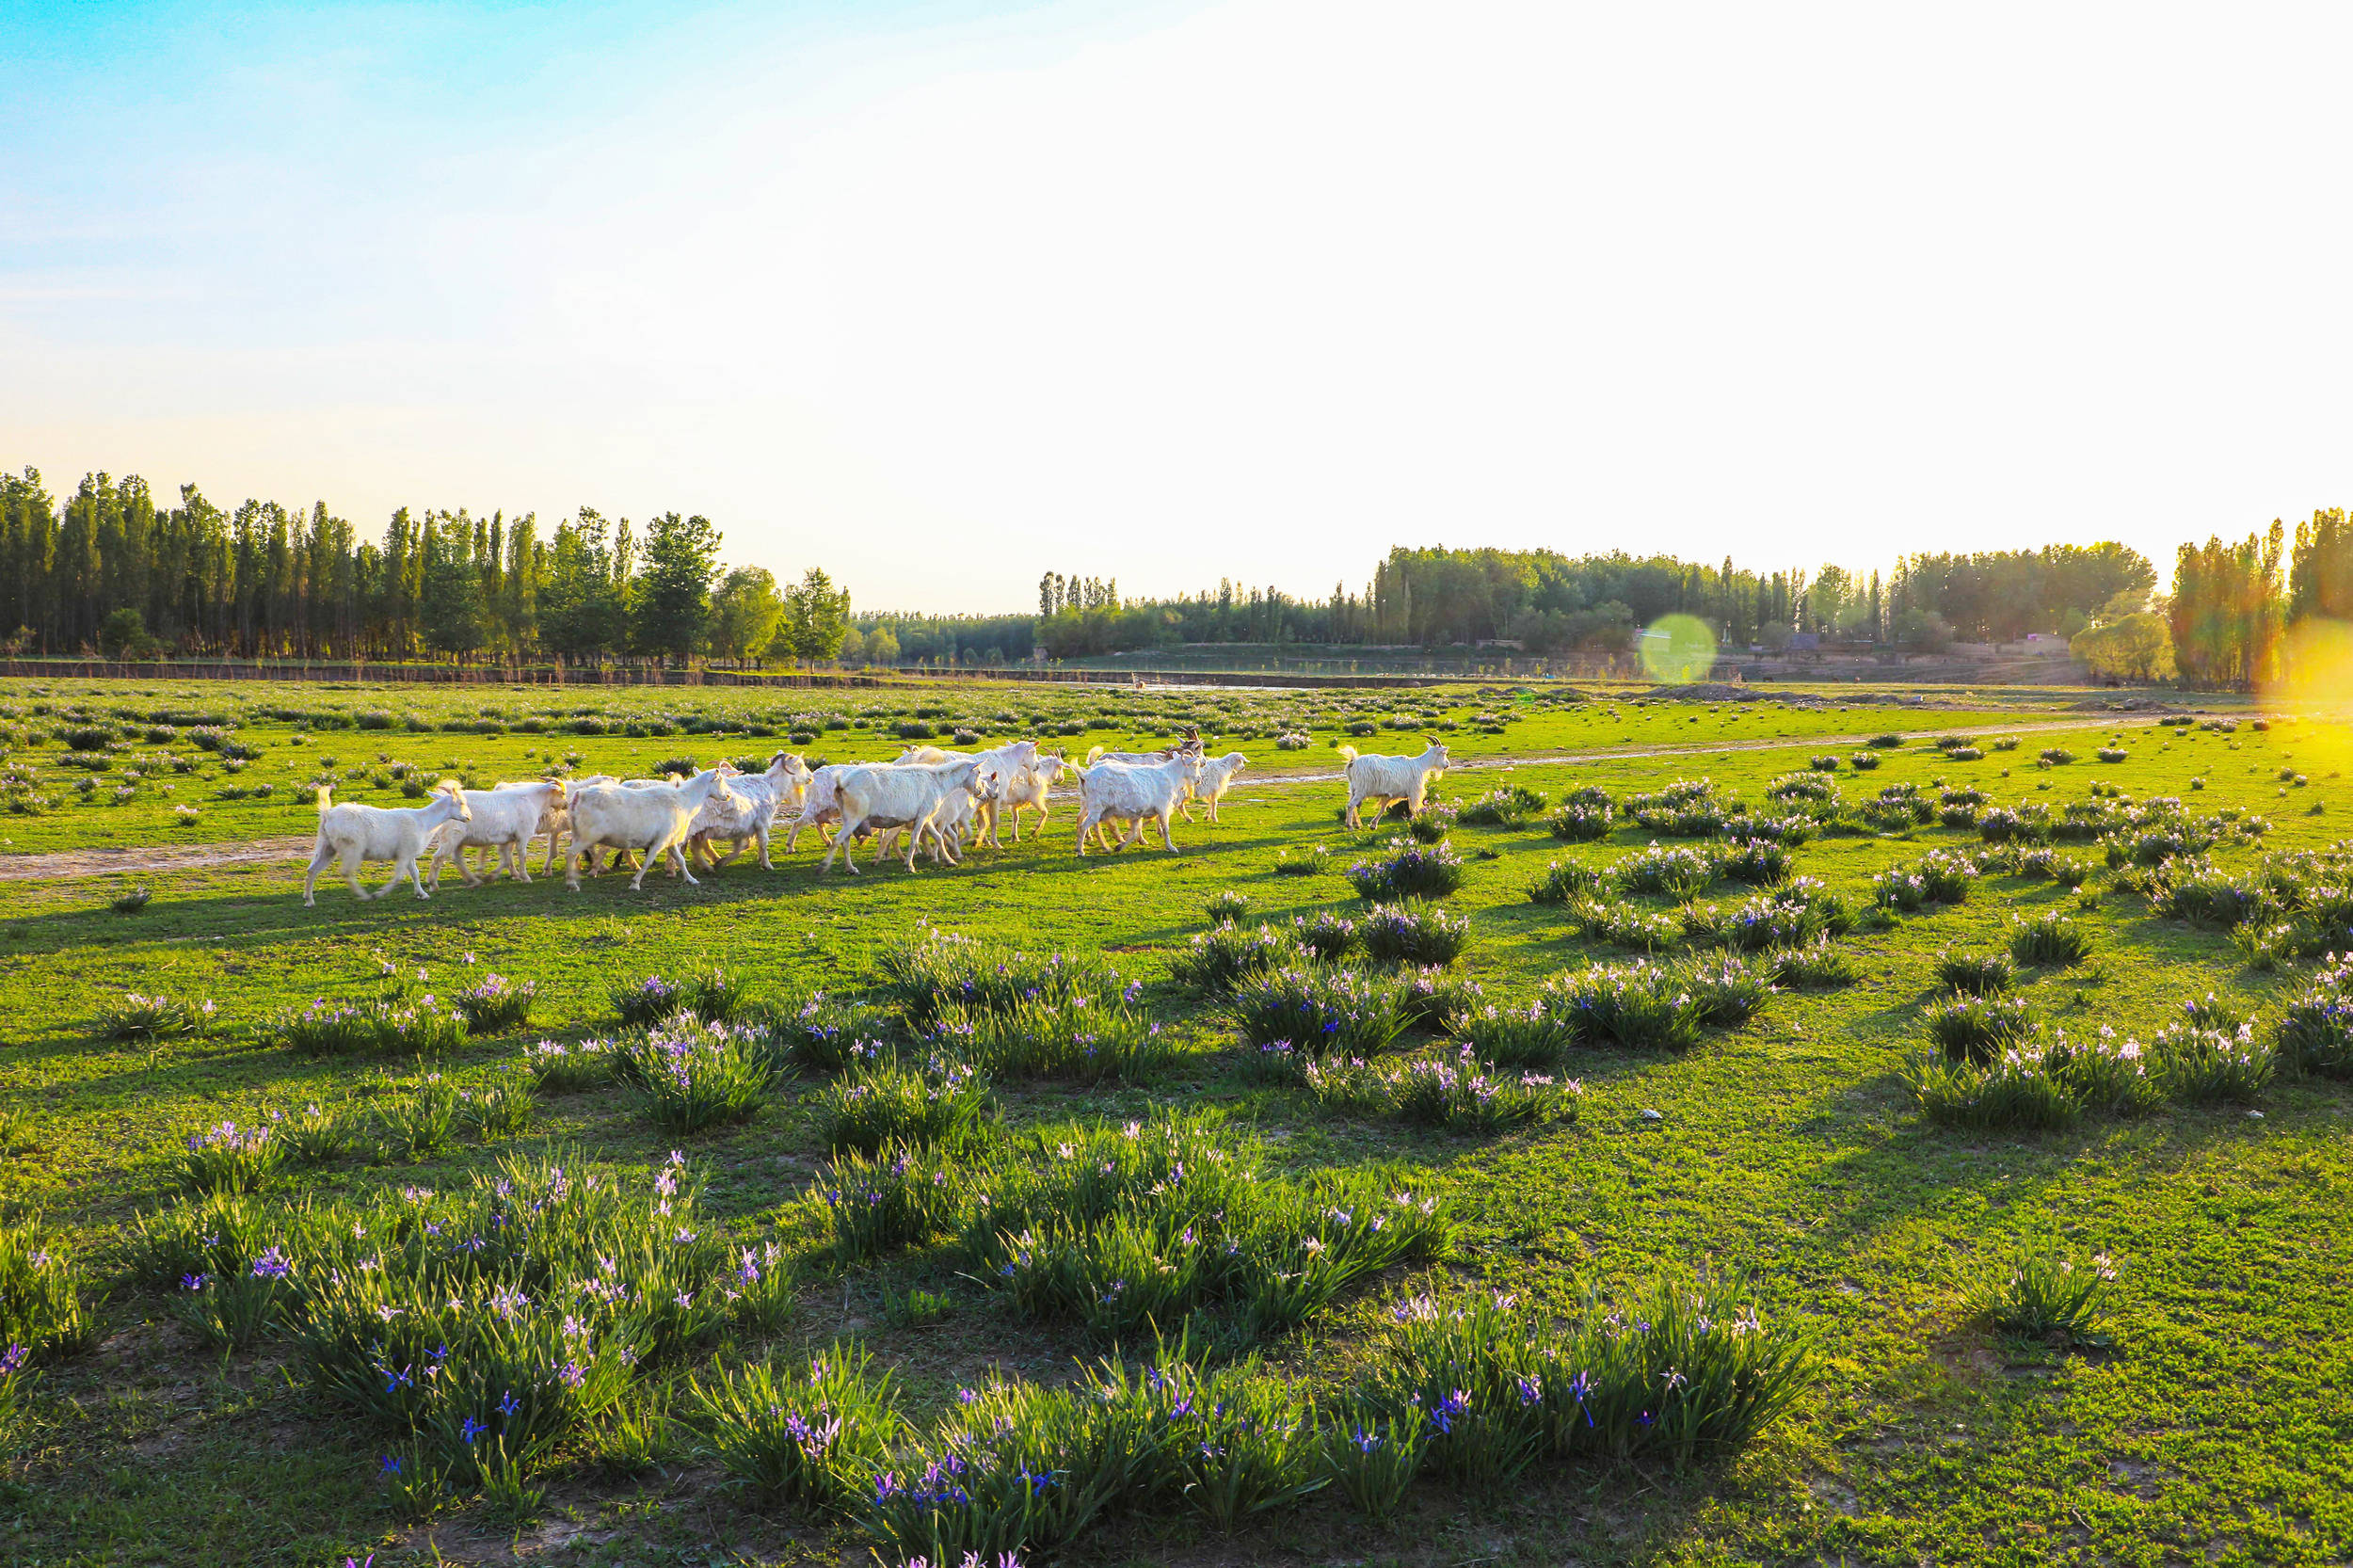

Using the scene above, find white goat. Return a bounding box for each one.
[1179,751,1249,824]
[822,758,1000,874]
[895,740,1039,850]
[687,753,812,871]
[990,755,1068,846]
[1075,753,1205,856]
[303,781,472,905]
[1338,741,1452,829]
[426,779,568,888]
[564,768,744,890]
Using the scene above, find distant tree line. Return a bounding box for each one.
[0,468,849,664]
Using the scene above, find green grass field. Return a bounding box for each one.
[2,676,2347,1568]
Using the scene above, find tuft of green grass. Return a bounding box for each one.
[2009,910,2092,967]
[1971,1244,2118,1347]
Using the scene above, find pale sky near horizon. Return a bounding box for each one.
[6,0,2351,612]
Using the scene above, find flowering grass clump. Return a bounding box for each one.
[175,1119,281,1194]
[275,1150,777,1483]
[1458,785,1545,827]
[1346,840,1466,902]
[2157,866,2276,929]
[1169,921,1304,996]
[1696,880,1851,952]
[927,995,1176,1084]
[1396,967,1484,1032]
[1405,801,1459,842]
[2278,954,2353,1078]
[1613,844,1718,899]
[94,992,213,1043]
[0,1219,94,1358]
[815,1143,966,1262]
[376,1074,461,1158]
[1271,844,1334,877]
[1925,994,2038,1063]
[1546,803,1613,842]
[1303,1047,1580,1133]
[1203,889,1254,922]
[1765,940,1858,989]
[1291,909,1361,962]
[1717,838,1792,887]
[1356,903,1473,968]
[272,996,468,1058]
[2009,910,2092,967]
[1538,961,1708,1050]
[1526,859,1607,905]
[1369,1282,1817,1481]
[2151,1017,2274,1104]
[1936,949,2014,995]
[1848,751,1882,771]
[1971,1245,2118,1347]
[810,1058,990,1154]
[1453,1000,1577,1068]
[522,1036,620,1093]
[1227,967,1412,1057]
[623,1021,773,1133]
[879,930,1126,1030]
[1871,850,1977,912]
[691,1347,903,1511]
[454,973,536,1034]
[747,991,886,1075]
[610,972,686,1028]
[172,1247,296,1351]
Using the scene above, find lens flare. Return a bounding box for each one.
[1638,614,1718,685]
[2261,618,2353,779]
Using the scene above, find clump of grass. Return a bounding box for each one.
[1904,1047,2080,1128]
[1291,909,1361,962]
[1936,949,2014,996]
[1227,967,1412,1056]
[171,1251,296,1351]
[1718,839,1792,887]
[1272,844,1334,877]
[609,972,687,1028]
[623,1021,773,1133]
[1765,940,1857,989]
[1971,1245,2118,1347]
[1303,1047,1580,1132]
[1458,785,1545,827]
[110,886,152,914]
[1539,960,1708,1049]
[1526,859,1606,904]
[2278,954,2353,1078]
[878,931,1125,1030]
[1203,889,1254,922]
[927,997,1176,1083]
[1613,844,1718,898]
[2038,747,2078,767]
[174,1119,281,1194]
[816,1143,966,1262]
[809,1058,990,1154]
[454,972,536,1034]
[1170,921,1305,996]
[94,992,213,1043]
[2151,1019,2273,1104]
[748,991,887,1075]
[1406,802,1459,842]
[1565,896,1684,952]
[277,1103,355,1165]
[1396,967,1483,1031]
[689,1346,903,1510]
[2097,746,2129,763]
[375,1073,461,1158]
[521,1036,620,1093]
[1848,751,1882,771]
[461,1077,536,1139]
[0,1219,96,1357]
[1346,840,1466,902]
[1357,903,1473,968]
[2009,910,2092,967]
[1545,803,1613,841]
[1925,994,2037,1062]
[271,996,468,1058]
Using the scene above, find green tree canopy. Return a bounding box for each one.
[708,566,785,662]
[631,511,721,660]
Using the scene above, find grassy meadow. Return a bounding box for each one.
[1,674,2349,1567]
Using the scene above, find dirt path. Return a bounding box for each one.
[0,715,2105,884]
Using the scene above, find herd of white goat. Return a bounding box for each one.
[299,732,1451,904]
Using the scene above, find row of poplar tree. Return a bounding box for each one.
[0,469,851,664]
[2160,512,2353,688]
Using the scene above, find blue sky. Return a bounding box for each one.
[8,2,2353,612]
